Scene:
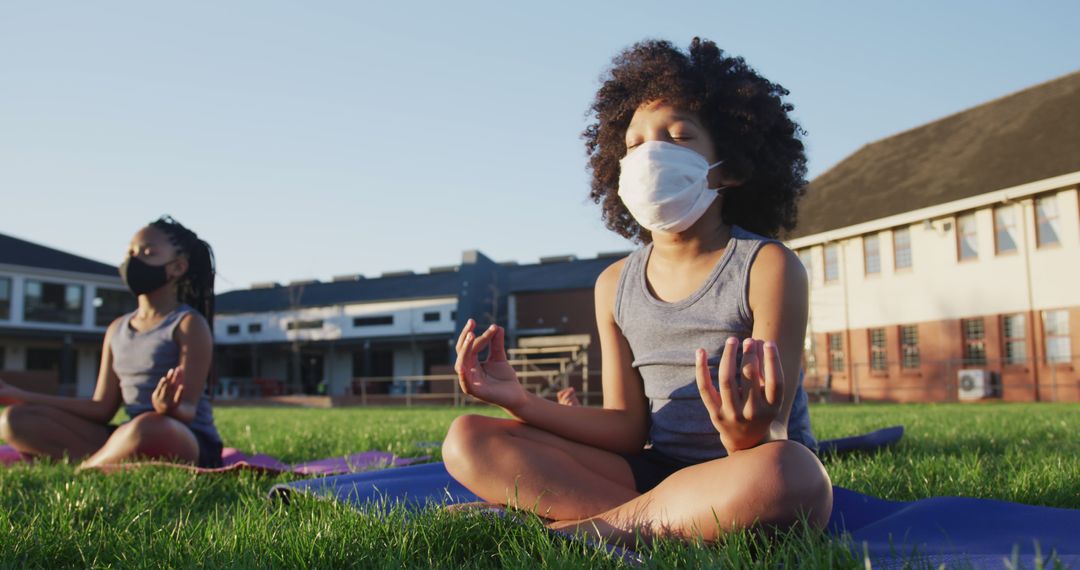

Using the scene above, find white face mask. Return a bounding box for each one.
[618,141,725,233]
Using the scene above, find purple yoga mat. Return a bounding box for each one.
[0,444,424,475]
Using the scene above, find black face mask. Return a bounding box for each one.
[119,256,172,296]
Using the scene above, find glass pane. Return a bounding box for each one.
[958,215,978,259]
[1005,340,1027,364]
[1046,337,1071,363]
[1004,314,1026,339]
[894,228,912,269]
[1036,196,1060,246]
[798,249,812,276]
[995,207,1017,253]
[24,280,84,324]
[0,277,9,320]
[864,235,880,274]
[1044,311,1069,336]
[94,288,136,327]
[824,245,839,281]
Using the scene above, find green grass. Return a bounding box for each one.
[1,403,1077,568]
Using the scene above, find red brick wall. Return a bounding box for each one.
[810,307,1079,403]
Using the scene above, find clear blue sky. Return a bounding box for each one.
[2,1,1077,292]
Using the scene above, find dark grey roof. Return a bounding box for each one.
[216,253,628,314]
[506,256,621,293]
[790,70,1080,239]
[215,271,462,314]
[0,232,118,277]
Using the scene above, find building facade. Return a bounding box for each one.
[790,71,1080,402]
[213,250,619,399]
[0,233,135,397]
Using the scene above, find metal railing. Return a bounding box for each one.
[803,355,1079,402]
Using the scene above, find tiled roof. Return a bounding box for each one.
[0,232,118,277]
[790,70,1080,238]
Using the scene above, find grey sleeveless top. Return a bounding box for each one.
[110,304,221,442]
[614,225,816,463]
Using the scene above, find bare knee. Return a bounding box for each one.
[0,404,43,443]
[118,413,196,457]
[443,415,510,480]
[734,441,833,529]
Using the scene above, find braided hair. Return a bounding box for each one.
[149,216,216,330]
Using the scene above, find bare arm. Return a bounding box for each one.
[152,312,212,425]
[455,260,650,454]
[746,243,809,440]
[0,320,123,424]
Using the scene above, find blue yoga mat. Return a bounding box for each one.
[270,427,1079,567]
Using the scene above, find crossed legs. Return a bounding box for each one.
[442,414,832,544]
[0,404,198,468]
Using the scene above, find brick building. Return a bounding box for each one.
[790,71,1080,402]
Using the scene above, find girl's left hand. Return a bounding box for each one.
[695,337,784,453]
[152,367,186,416]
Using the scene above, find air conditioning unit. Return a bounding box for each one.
[958,369,992,401]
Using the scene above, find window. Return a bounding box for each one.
[994,205,1018,254]
[893,227,912,269]
[423,311,441,322]
[827,333,844,373]
[1035,195,1060,247]
[226,324,241,335]
[900,325,920,369]
[450,310,458,321]
[26,348,62,371]
[0,277,10,320]
[287,319,324,331]
[869,328,887,372]
[798,249,813,281]
[1043,310,1071,364]
[354,315,393,327]
[1002,314,1027,365]
[93,288,136,327]
[824,244,840,282]
[956,213,978,261]
[962,318,986,365]
[248,323,262,334]
[24,280,84,324]
[803,334,817,376]
[863,235,881,275]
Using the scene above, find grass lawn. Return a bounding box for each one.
[1,403,1077,568]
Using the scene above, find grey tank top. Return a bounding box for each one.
[614,225,816,463]
[110,304,220,442]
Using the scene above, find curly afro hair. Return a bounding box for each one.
[583,37,808,242]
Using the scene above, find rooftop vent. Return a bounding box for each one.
[498,261,520,267]
[288,279,320,287]
[539,255,577,264]
[249,281,281,289]
[428,265,458,274]
[332,274,365,282]
[381,270,416,278]
[596,250,632,259]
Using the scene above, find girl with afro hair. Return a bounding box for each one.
[444,38,831,544]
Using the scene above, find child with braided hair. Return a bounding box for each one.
[0,216,224,468]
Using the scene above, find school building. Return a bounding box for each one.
[212,250,621,403]
[789,70,1080,403]
[0,232,136,397]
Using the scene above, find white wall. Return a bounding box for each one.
[215,297,457,345]
[797,186,1079,332]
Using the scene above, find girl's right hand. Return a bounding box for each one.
[0,378,28,405]
[454,319,528,412]
[694,337,784,453]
